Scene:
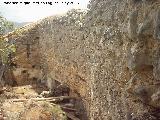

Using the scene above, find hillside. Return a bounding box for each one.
[13,22,31,28]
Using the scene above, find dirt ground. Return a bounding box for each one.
[0,84,73,120]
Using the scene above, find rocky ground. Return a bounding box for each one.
[0,84,81,120]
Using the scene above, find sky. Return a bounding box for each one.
[0,0,90,22]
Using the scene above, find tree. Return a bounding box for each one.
[0,15,13,35]
[0,15,16,85]
[0,15,15,64]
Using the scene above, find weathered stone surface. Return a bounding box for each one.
[3,0,160,120]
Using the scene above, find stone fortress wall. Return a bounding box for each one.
[4,0,160,119]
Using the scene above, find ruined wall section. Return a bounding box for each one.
[5,11,92,119]
[84,0,130,119]
[5,24,42,85]
[85,0,160,119]
[36,12,91,118]
[4,1,160,119]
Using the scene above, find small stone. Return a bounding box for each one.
[151,91,160,101]
[40,91,51,97]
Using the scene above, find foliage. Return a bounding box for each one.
[0,16,13,35]
[0,15,16,65]
[0,37,16,64]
